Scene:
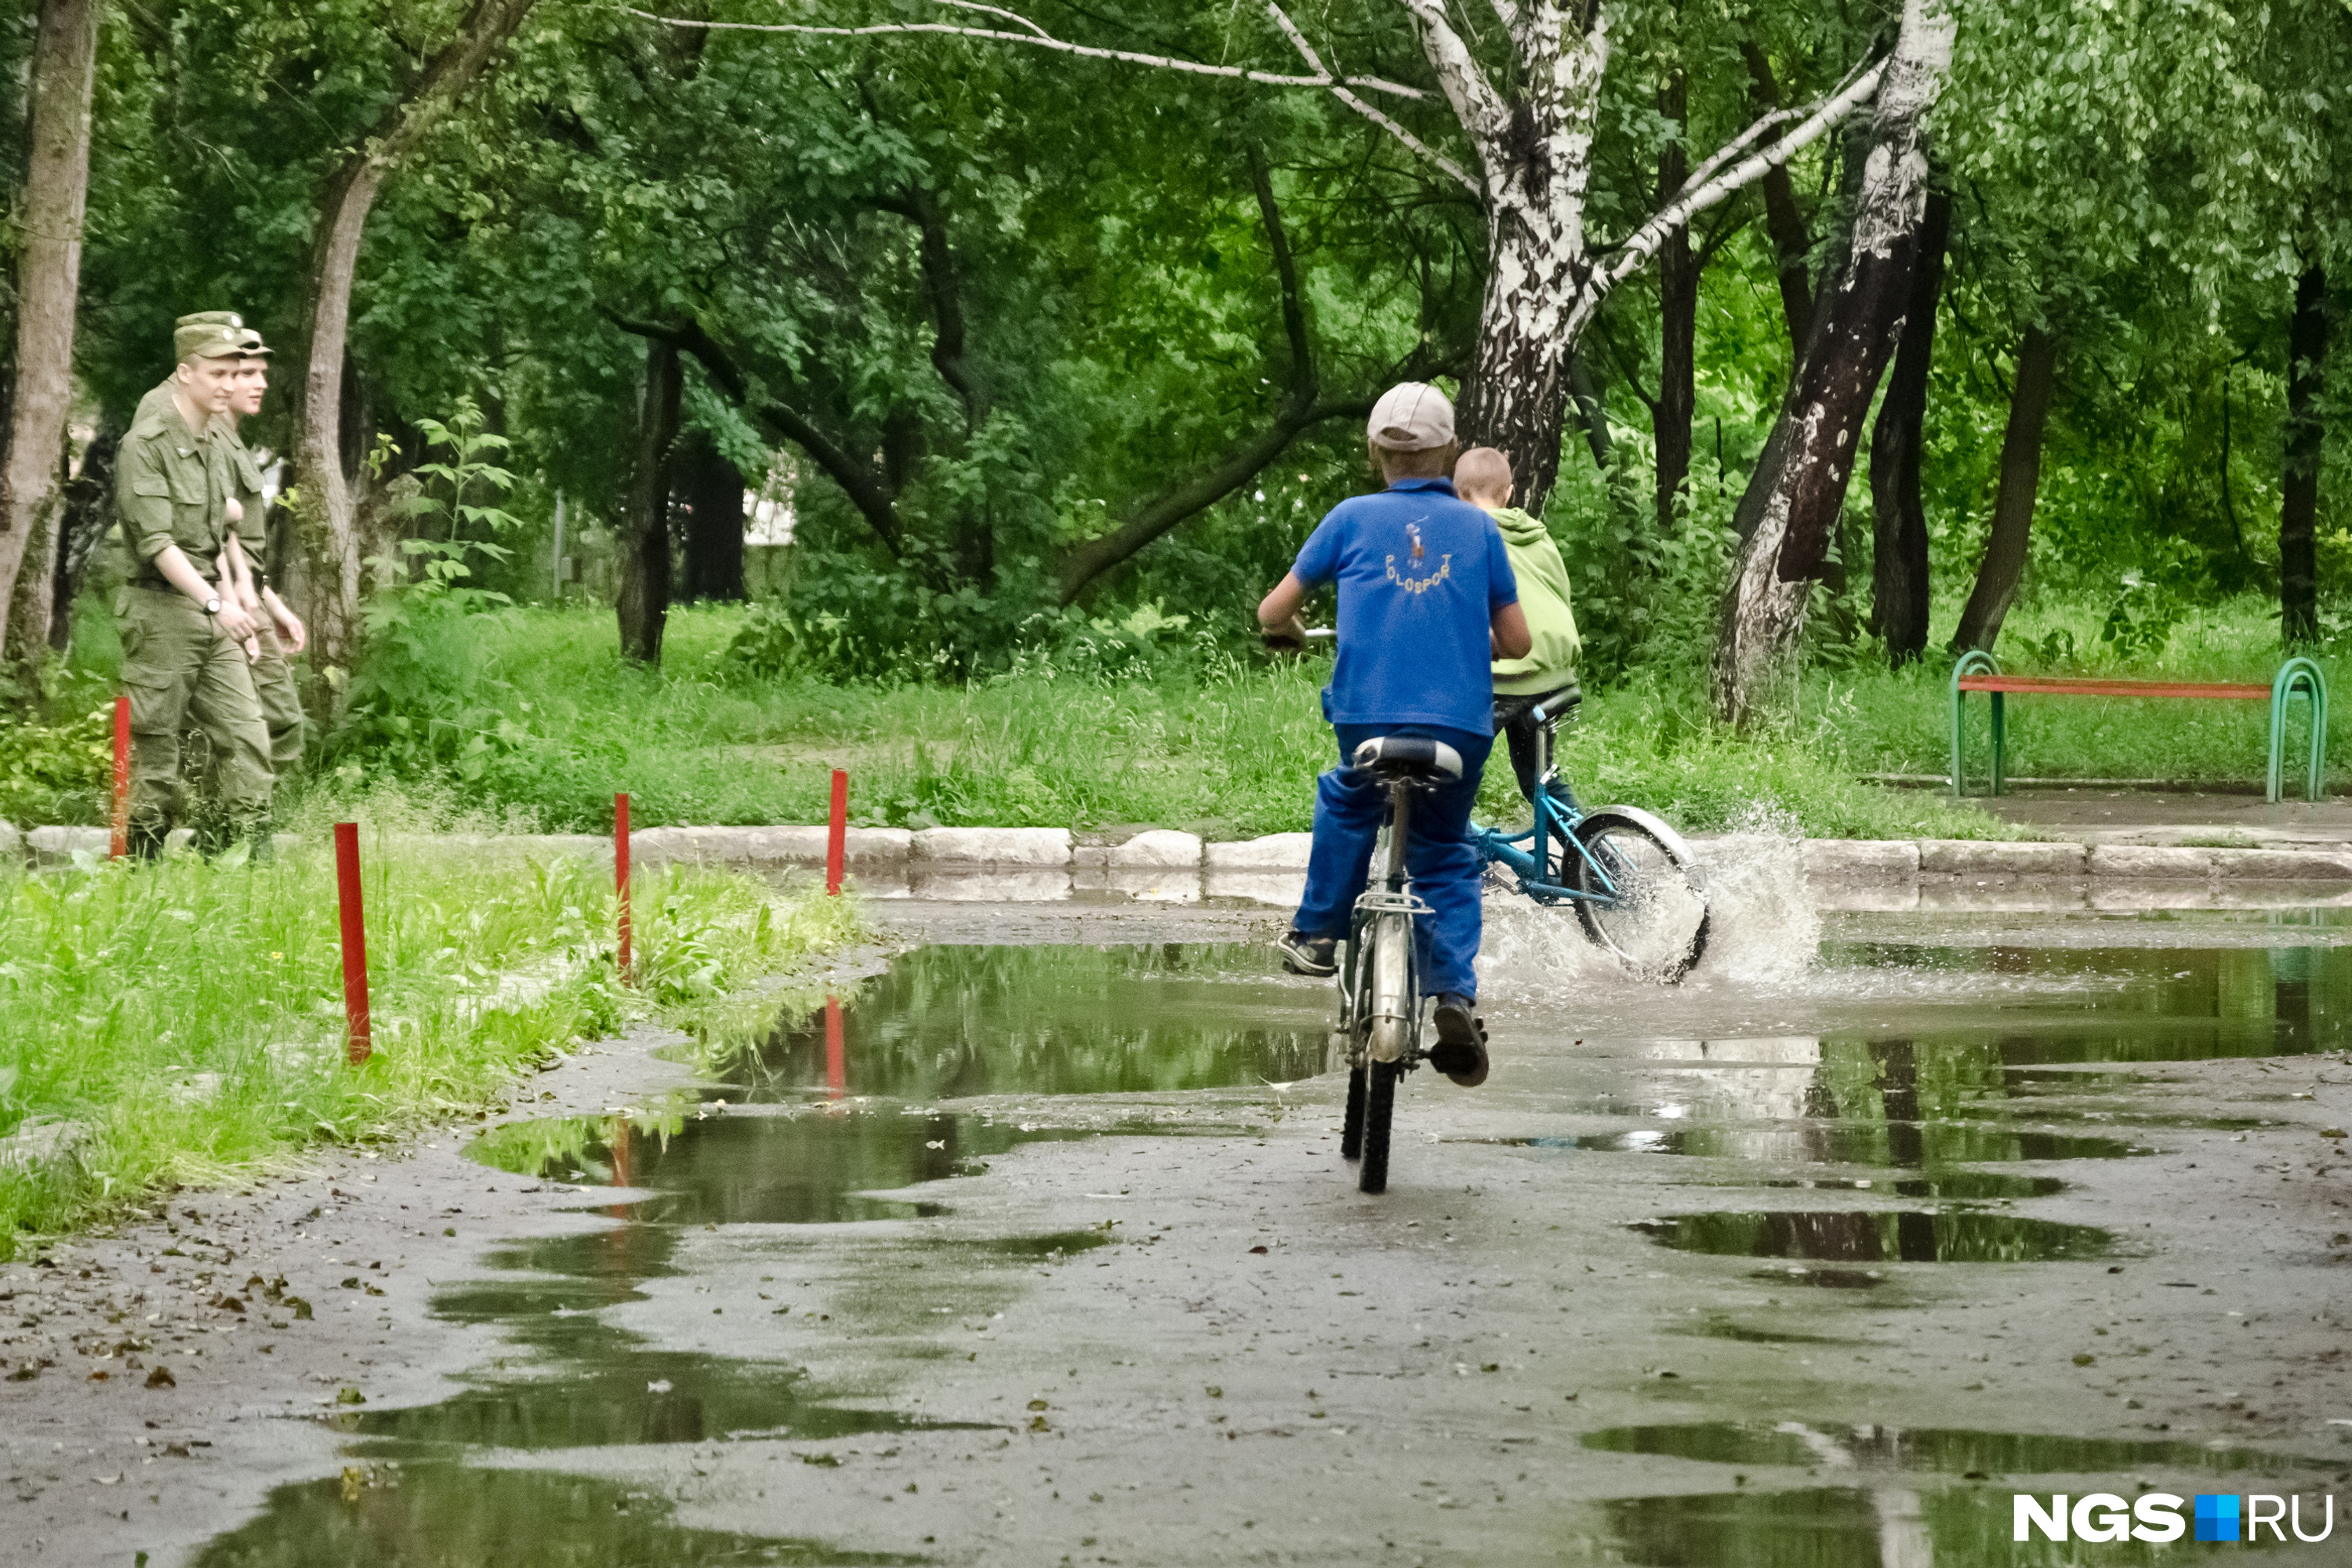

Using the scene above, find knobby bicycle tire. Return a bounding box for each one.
[1568,807,1711,982]
[1341,1065,1368,1161]
[1357,1061,1402,1194]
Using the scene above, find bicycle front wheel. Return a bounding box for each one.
[1341,1065,1367,1161]
[1357,1061,1403,1194]
[1568,807,1710,981]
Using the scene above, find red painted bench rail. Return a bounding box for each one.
[1955,676,2273,701]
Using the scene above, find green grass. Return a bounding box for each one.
[289,603,2016,841]
[21,590,2339,846]
[0,829,866,1255]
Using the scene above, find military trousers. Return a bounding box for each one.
[246,622,305,776]
[117,586,273,848]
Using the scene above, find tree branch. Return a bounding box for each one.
[1265,2,1478,194]
[605,310,906,558]
[871,186,987,431]
[1564,53,1886,340]
[619,3,1429,98]
[1058,148,1347,603]
[1391,0,1508,148]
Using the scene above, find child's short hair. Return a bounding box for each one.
[1454,446,1513,503]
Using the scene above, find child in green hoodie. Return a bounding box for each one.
[1456,447,1583,811]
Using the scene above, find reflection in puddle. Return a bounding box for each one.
[739,943,1329,1101]
[1584,1420,2326,1476]
[1489,1124,2137,1163]
[192,1465,926,1566]
[1632,1210,2112,1263]
[1815,940,2352,1058]
[470,1109,1080,1225]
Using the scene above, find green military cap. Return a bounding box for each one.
[235,327,272,358]
[174,315,249,364]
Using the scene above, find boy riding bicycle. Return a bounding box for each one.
[1454,446,1584,814]
[1258,384,1530,1089]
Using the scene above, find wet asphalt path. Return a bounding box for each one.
[12,884,2352,1566]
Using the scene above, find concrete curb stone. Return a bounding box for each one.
[633,824,910,867]
[1204,832,1316,870]
[2205,847,2352,880]
[27,825,109,865]
[1800,840,1918,880]
[1917,840,2087,877]
[2087,844,2216,880]
[1109,829,1204,869]
[912,826,1073,866]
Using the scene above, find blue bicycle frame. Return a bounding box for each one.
[1465,692,1624,907]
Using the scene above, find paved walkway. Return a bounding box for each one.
[1968,786,2352,847]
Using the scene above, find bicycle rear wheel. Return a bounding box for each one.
[1357,1061,1402,1193]
[1568,807,1710,981]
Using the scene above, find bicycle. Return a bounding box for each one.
[1273,636,1711,1195]
[1329,734,1461,1195]
[1466,688,1711,981]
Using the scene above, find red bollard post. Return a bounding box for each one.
[332,822,372,1065]
[110,696,129,860]
[615,792,633,985]
[826,769,848,896]
[824,994,845,1100]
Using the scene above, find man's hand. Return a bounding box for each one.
[265,591,307,653]
[216,601,259,643]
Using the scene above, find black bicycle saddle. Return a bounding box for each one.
[1351,735,1464,782]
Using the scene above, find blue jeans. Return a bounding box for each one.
[1293,723,1493,999]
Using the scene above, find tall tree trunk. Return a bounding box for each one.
[0,0,99,687]
[285,0,537,697]
[1867,183,1949,666]
[48,417,114,651]
[1948,325,2059,653]
[1711,0,1955,726]
[673,430,746,602]
[1447,9,1608,520]
[1654,72,1696,534]
[617,342,682,664]
[2281,265,2327,646]
[1740,40,1815,360]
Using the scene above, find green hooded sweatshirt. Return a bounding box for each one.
[1487,506,1581,696]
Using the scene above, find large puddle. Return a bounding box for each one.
[199,923,2352,1563]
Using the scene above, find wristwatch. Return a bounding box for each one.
[204,597,221,615]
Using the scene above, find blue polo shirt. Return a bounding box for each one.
[1290,477,1518,737]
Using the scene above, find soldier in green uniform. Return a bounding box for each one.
[209,322,307,779]
[114,316,273,858]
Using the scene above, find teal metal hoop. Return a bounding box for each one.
[1949,649,2002,798]
[2267,656,2328,804]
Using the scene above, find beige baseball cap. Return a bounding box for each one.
[1367,382,1456,451]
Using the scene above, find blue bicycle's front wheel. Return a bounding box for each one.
[1568,808,1710,981]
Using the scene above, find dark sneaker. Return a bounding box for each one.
[1427,993,1490,1087]
[1277,930,1338,977]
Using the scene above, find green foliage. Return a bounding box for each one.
[0,839,868,1253]
[337,400,529,785]
[2096,575,2192,664]
[0,704,110,828]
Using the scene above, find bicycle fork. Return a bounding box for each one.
[1355,779,1422,1065]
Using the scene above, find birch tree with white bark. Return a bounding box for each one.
[633,0,1889,523]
